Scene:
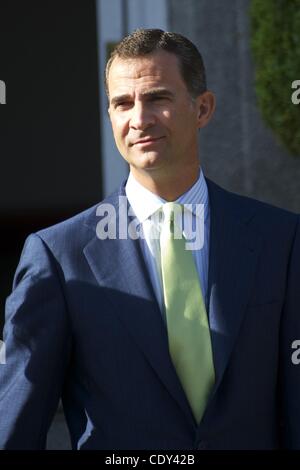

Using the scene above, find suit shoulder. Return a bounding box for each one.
[207,178,299,224]
[35,188,121,250]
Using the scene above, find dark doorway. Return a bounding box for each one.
[0,0,102,328]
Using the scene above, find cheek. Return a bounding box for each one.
[161,106,189,126]
[160,109,171,121]
[111,117,128,141]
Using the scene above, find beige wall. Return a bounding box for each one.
[169,0,300,213]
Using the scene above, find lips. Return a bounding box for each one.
[133,136,165,145]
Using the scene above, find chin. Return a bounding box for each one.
[132,152,165,170]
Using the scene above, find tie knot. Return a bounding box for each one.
[160,203,183,237]
[161,202,182,223]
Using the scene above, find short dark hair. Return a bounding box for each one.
[105,28,207,99]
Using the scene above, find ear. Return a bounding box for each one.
[195,91,216,129]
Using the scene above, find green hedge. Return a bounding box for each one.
[250,0,300,156]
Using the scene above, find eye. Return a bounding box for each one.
[150,95,173,106]
[152,96,169,102]
[115,101,132,110]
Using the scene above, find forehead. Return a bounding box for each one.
[107,51,186,95]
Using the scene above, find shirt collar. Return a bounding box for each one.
[125,168,209,224]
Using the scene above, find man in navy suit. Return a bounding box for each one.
[1,29,300,450]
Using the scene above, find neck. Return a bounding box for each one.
[130,163,201,201]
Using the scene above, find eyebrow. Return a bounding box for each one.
[110,88,175,107]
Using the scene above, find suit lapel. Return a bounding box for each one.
[83,186,196,428]
[205,179,263,403]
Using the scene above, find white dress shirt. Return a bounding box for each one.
[125,169,210,322]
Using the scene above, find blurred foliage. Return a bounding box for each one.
[250,0,300,156]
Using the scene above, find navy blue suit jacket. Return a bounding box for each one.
[1,178,300,449]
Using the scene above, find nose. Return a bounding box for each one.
[129,101,155,131]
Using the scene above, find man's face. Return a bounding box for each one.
[107,51,202,178]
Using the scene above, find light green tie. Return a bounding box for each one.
[159,202,215,423]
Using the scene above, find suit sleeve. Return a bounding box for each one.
[280,214,300,448]
[0,233,72,449]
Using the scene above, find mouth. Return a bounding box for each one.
[132,136,165,146]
